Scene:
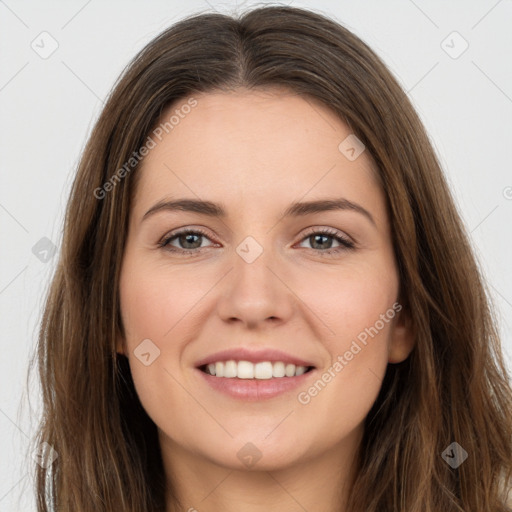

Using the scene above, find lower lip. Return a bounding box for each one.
[196,368,316,401]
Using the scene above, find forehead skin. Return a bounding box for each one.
[130,87,390,247]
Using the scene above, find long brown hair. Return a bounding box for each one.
[29,5,512,511]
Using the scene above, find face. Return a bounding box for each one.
[117,88,414,473]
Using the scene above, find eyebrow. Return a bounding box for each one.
[142,197,376,227]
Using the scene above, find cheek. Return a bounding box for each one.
[293,263,398,412]
[118,257,218,405]
[119,259,207,347]
[118,261,198,437]
[297,261,398,350]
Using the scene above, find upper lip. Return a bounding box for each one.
[194,347,317,368]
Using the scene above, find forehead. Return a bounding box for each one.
[131,88,386,226]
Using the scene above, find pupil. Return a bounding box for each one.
[312,234,331,250]
[181,233,201,249]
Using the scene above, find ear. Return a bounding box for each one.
[387,303,415,363]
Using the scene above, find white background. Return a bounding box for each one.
[1,0,511,510]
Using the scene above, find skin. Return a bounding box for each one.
[117,87,415,512]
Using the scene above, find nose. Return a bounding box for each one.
[216,244,296,329]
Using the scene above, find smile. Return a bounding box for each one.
[200,360,314,379]
[196,362,316,401]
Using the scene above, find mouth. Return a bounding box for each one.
[198,360,315,379]
[195,359,317,401]
[194,347,318,400]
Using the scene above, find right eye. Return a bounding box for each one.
[158,227,216,255]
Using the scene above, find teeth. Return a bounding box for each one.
[272,361,285,377]
[224,360,237,378]
[254,362,273,379]
[237,360,254,379]
[203,360,310,378]
[285,363,296,377]
[295,365,307,376]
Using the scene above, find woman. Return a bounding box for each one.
[30,5,512,511]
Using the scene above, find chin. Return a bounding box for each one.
[194,433,313,472]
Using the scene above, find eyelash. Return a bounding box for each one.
[158,227,355,258]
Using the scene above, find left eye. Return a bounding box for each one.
[297,230,354,251]
[159,228,354,255]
